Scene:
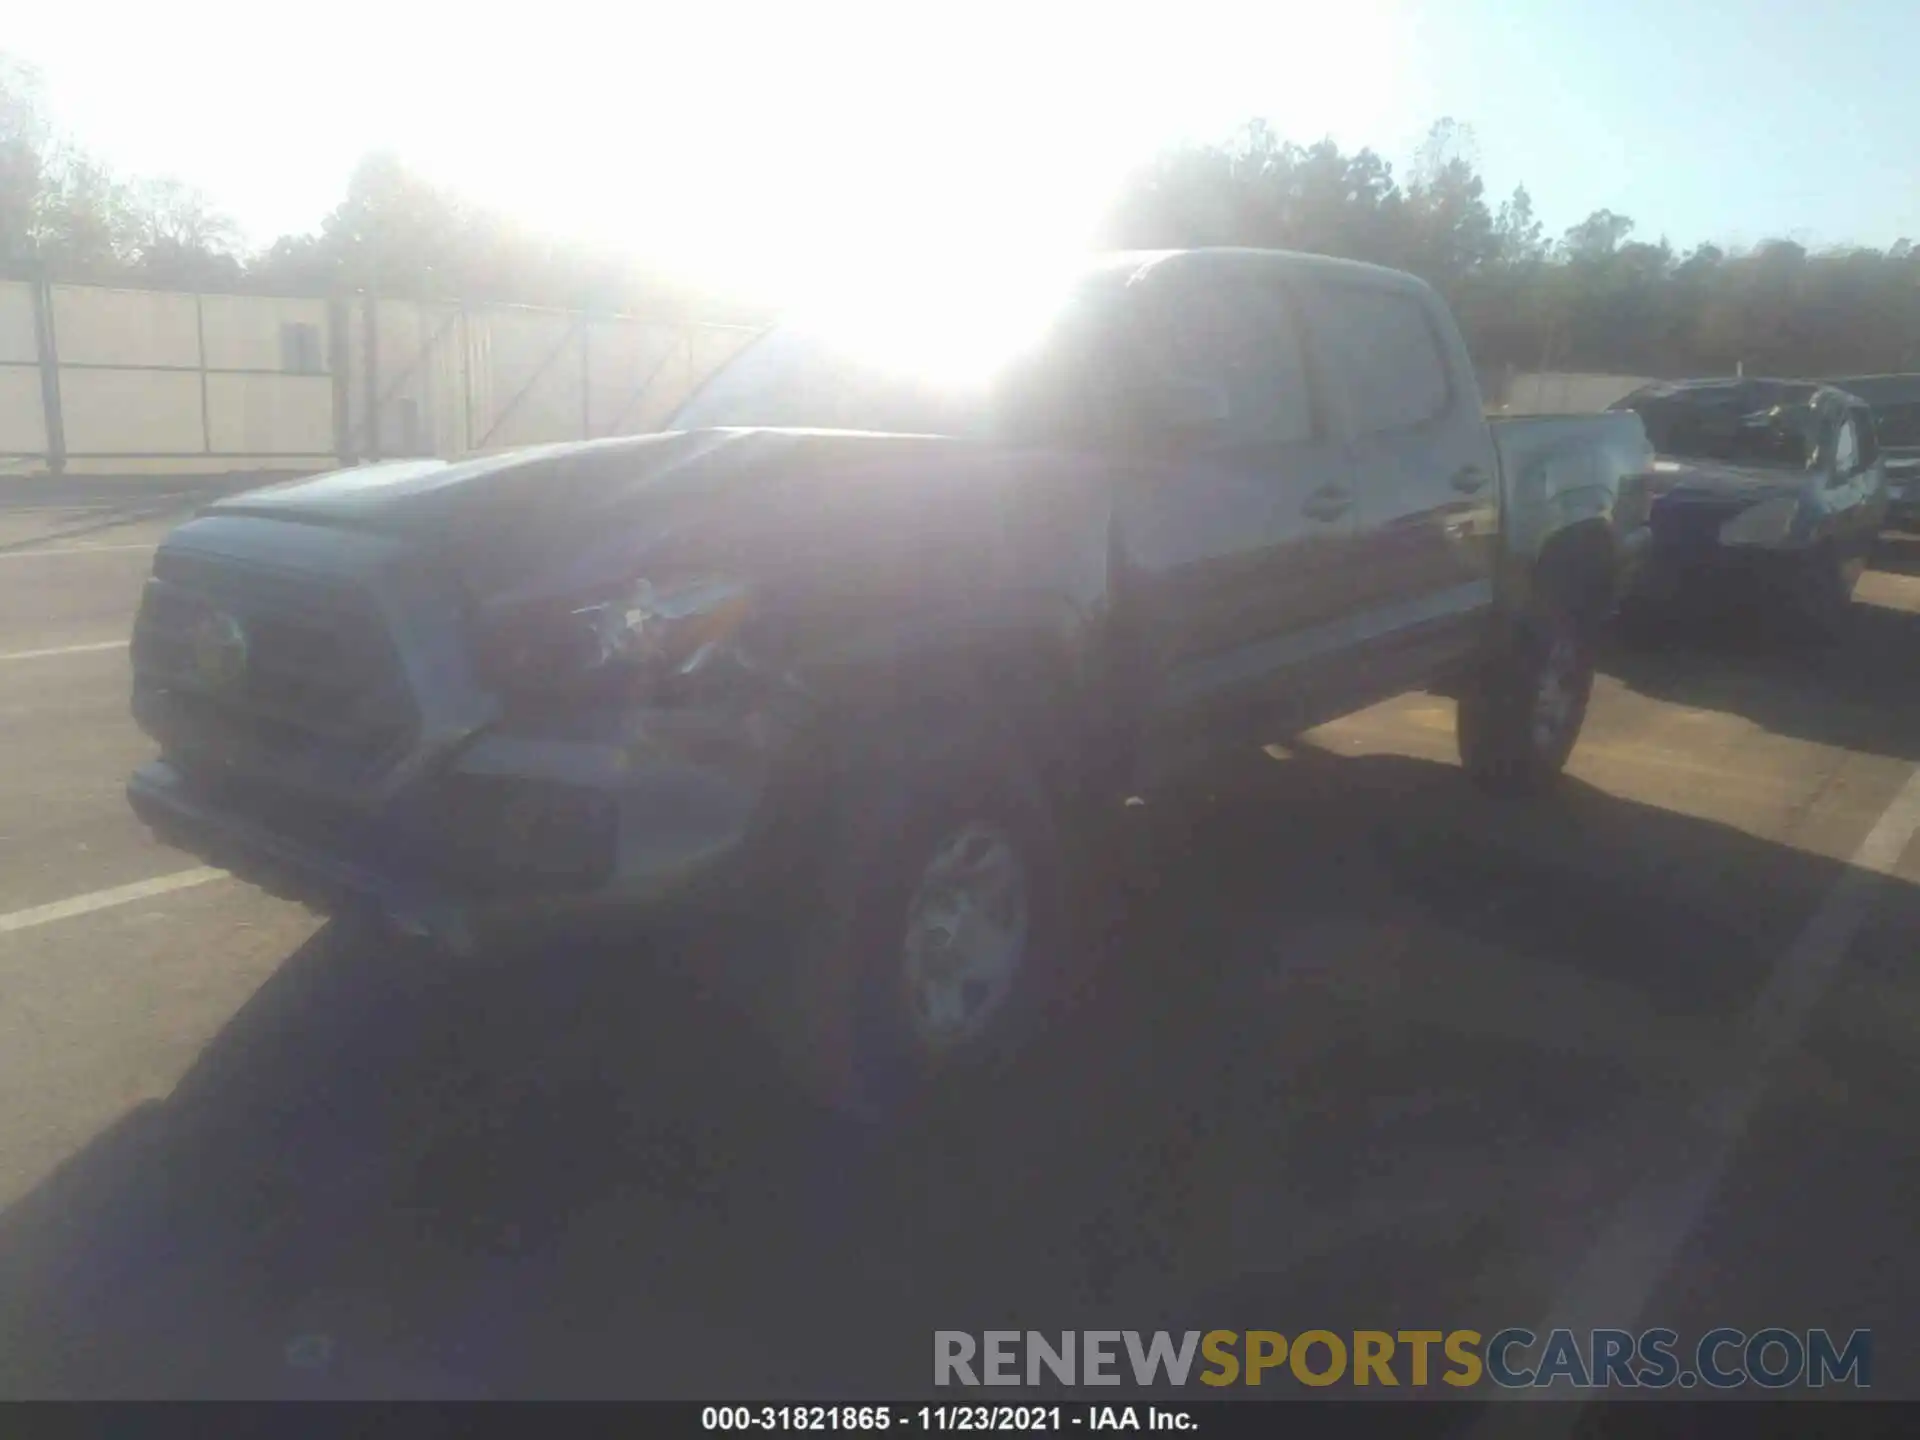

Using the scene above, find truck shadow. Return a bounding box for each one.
[1598,584,1920,763]
[0,748,1914,1398]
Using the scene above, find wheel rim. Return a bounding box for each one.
[900,821,1030,1055]
[1531,633,1582,754]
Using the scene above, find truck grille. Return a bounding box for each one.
[131,550,418,789]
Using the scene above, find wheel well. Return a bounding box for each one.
[1533,522,1617,629]
[814,633,1105,789]
[924,638,1096,782]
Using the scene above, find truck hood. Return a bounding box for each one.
[209,428,993,594]
[214,430,952,531]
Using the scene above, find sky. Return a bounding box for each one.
[9,0,1920,302]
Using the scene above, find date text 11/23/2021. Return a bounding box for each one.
[701,1407,1188,1432]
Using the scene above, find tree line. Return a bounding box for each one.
[6,53,1917,378]
[0,55,739,321]
[1099,119,1920,381]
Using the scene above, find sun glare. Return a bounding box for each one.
[785,249,1092,389]
[393,1,1410,311]
[14,0,1413,305]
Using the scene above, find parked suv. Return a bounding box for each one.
[127,249,1651,1113]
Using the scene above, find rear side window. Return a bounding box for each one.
[1312,283,1451,433]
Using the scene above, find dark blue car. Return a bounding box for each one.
[1609,378,1888,637]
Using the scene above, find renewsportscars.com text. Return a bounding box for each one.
[933,1328,1871,1390]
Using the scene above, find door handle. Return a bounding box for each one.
[1302,486,1352,522]
[1451,465,1490,493]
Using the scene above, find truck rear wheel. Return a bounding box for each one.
[1457,602,1594,797]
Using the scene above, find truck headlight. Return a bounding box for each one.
[478,576,753,695]
[1717,495,1800,548]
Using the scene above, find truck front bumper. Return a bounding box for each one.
[1623,490,1859,609]
[127,709,801,956]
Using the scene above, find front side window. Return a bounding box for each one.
[1126,272,1315,451]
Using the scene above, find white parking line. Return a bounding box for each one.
[0,639,128,663]
[0,866,227,936]
[1478,763,1920,1423]
[0,542,156,560]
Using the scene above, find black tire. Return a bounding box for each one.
[1457,601,1595,797]
[774,707,1082,1126]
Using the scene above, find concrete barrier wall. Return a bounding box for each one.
[1494,371,1658,415]
[0,277,761,480]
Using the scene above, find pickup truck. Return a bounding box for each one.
[1608,378,1888,637]
[125,248,1652,1116]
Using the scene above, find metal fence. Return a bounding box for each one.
[0,274,761,479]
[0,280,1671,473]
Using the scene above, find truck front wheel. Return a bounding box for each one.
[1457,602,1595,796]
[776,707,1082,1125]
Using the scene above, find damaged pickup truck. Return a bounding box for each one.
[126,248,1652,1113]
[1609,378,1888,636]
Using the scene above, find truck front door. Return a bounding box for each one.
[1109,258,1364,754]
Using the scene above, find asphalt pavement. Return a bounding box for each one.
[1,497,1917,1402]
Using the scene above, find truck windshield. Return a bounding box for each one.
[669,325,995,438]
[669,270,1131,445]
